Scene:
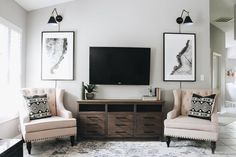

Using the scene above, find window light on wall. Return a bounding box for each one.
[0,17,22,121]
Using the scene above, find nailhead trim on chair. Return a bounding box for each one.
[25,134,76,142]
[164,134,217,141]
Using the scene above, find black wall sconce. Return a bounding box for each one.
[176,9,193,25]
[48,8,63,25]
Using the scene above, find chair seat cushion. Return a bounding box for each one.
[24,116,76,133]
[164,115,217,132]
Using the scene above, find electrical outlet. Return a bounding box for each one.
[200,74,204,81]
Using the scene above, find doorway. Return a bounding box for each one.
[212,52,223,112]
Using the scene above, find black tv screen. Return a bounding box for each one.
[89,47,150,85]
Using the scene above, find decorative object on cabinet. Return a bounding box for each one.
[163,33,196,82]
[41,31,74,80]
[81,81,86,100]
[155,88,161,101]
[84,84,96,100]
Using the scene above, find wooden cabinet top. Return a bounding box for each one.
[77,99,164,105]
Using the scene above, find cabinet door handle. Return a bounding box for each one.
[116,117,127,119]
[116,131,126,133]
[87,123,98,126]
[87,116,98,119]
[116,124,127,127]
[87,130,97,133]
[144,131,155,134]
[144,124,155,126]
[144,117,155,120]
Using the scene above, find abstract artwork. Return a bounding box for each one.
[41,31,74,80]
[163,33,196,81]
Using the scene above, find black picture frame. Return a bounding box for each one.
[41,31,75,80]
[163,32,196,82]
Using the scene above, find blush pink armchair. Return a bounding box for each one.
[20,88,77,154]
[164,89,218,154]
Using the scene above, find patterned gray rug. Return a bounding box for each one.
[23,138,230,157]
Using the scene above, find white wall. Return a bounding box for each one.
[0,118,20,138]
[26,0,211,115]
[0,0,27,138]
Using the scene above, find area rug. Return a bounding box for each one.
[23,138,233,157]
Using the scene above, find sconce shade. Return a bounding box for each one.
[48,16,57,24]
[47,8,63,25]
[184,15,193,24]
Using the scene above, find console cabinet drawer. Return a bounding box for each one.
[136,112,162,122]
[108,112,134,137]
[135,113,163,137]
[79,112,105,137]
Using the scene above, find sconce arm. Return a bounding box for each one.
[180,9,189,17]
[51,8,59,16]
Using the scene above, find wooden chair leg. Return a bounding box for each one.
[22,136,25,143]
[166,136,171,147]
[70,136,75,146]
[26,142,32,154]
[211,141,216,154]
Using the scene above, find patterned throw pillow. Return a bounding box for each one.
[24,94,52,120]
[188,93,216,120]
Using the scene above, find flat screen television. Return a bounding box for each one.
[89,47,150,85]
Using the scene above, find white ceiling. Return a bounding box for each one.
[15,0,76,11]
[210,0,236,32]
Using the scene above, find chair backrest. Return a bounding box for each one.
[180,89,217,116]
[21,88,57,116]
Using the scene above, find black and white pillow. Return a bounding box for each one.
[188,93,216,120]
[24,94,51,120]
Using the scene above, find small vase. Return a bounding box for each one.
[86,93,94,100]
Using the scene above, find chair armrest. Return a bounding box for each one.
[211,112,218,124]
[167,108,180,119]
[19,97,30,124]
[57,102,73,118]
[56,89,73,119]
[19,107,30,134]
[19,110,30,124]
[166,89,181,119]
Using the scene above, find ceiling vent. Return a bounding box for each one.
[214,17,233,22]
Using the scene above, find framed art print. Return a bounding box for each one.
[41,31,74,80]
[163,33,196,81]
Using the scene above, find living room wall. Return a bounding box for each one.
[26,0,210,115]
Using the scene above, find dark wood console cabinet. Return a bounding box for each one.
[77,99,164,140]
